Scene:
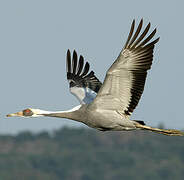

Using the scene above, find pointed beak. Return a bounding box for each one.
[7,111,23,117]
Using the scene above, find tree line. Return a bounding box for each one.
[0,127,183,180]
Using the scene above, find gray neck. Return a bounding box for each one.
[40,105,84,122]
[44,111,78,120]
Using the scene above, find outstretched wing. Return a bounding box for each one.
[66,50,102,104]
[90,19,159,115]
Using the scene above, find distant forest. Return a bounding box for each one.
[0,127,184,180]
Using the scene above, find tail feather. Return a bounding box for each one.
[134,120,145,125]
[135,124,184,136]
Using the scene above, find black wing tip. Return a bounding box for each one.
[125,19,159,49]
[85,61,90,67]
[132,18,144,25]
[66,49,90,77]
[152,28,157,35]
[73,49,77,56]
[145,36,160,48]
[132,19,135,25]
[66,50,96,76]
[66,50,102,93]
[67,49,77,57]
[139,18,143,25]
[72,50,78,74]
[79,55,83,60]
[66,49,72,73]
[67,49,71,59]
[139,18,151,26]
[154,37,160,44]
[73,50,77,58]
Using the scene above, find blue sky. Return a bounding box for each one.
[0,0,184,134]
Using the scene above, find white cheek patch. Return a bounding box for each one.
[28,109,51,117]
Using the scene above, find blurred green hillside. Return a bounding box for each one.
[0,127,184,180]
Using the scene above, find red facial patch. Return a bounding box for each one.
[25,109,31,113]
[23,109,33,116]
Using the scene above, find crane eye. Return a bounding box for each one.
[23,109,34,116]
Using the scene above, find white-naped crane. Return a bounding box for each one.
[7,19,184,136]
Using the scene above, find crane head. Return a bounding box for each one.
[7,108,44,117]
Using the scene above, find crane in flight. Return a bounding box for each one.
[7,19,184,136]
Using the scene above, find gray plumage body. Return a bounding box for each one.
[48,104,136,131]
